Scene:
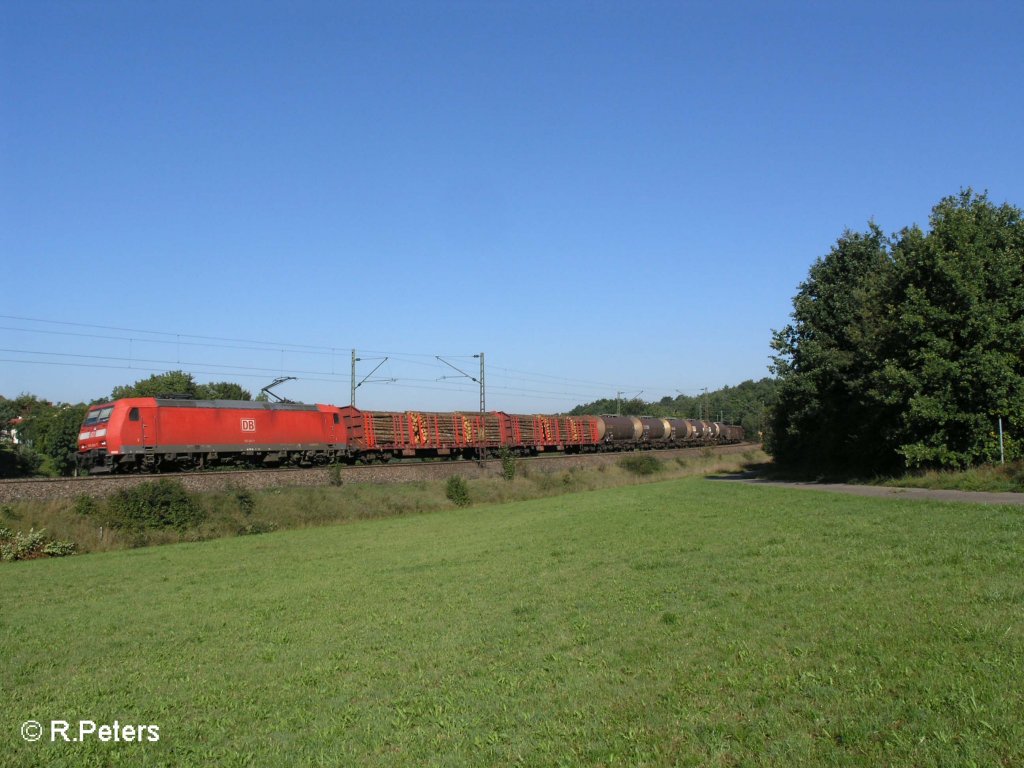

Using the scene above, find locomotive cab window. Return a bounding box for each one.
[129,408,140,422]
[333,414,340,424]
[84,406,114,425]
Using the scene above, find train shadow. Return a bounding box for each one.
[704,461,773,482]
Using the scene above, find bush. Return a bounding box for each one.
[0,527,75,561]
[42,540,77,557]
[499,449,517,482]
[237,520,277,536]
[0,446,43,478]
[328,463,343,487]
[73,495,99,517]
[618,455,665,476]
[234,488,256,516]
[445,475,471,507]
[103,479,206,532]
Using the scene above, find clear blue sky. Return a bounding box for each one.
[3,0,1022,412]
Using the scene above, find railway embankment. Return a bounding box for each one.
[0,443,756,503]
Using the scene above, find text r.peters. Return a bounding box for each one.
[51,720,160,743]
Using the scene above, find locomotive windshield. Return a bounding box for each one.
[83,406,114,425]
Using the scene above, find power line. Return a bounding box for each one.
[0,314,348,354]
[0,358,348,385]
[1,315,712,407]
[0,348,349,379]
[0,324,345,359]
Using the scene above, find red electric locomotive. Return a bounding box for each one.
[77,398,347,473]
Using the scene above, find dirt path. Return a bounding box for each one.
[708,472,1024,506]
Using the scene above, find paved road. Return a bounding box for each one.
[709,472,1024,506]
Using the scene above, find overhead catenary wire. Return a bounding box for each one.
[1,316,712,407]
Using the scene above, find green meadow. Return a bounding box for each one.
[3,478,1022,767]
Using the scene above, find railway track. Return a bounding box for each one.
[0,443,758,503]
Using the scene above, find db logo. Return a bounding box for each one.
[240,418,256,432]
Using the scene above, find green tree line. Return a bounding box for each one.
[569,377,779,439]
[769,190,1023,476]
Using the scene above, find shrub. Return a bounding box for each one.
[103,479,205,532]
[0,527,75,561]
[0,446,43,478]
[237,520,277,536]
[234,488,256,516]
[618,455,664,476]
[328,463,343,487]
[445,475,471,507]
[42,540,77,557]
[499,448,517,482]
[72,495,99,517]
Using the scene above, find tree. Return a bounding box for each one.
[769,190,1024,475]
[768,224,894,474]
[0,397,38,477]
[35,404,89,476]
[568,379,778,432]
[195,382,252,401]
[109,372,251,401]
[0,397,17,441]
[877,190,1024,468]
[111,371,198,400]
[12,398,87,476]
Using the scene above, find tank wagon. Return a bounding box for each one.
[77,399,744,474]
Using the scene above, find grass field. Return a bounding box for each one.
[3,478,1023,766]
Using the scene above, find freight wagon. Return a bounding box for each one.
[77,399,745,474]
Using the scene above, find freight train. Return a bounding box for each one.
[76,397,744,474]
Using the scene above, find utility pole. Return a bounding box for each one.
[999,416,1005,465]
[436,353,485,413]
[702,387,709,421]
[350,349,390,406]
[477,352,485,413]
[616,390,643,416]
